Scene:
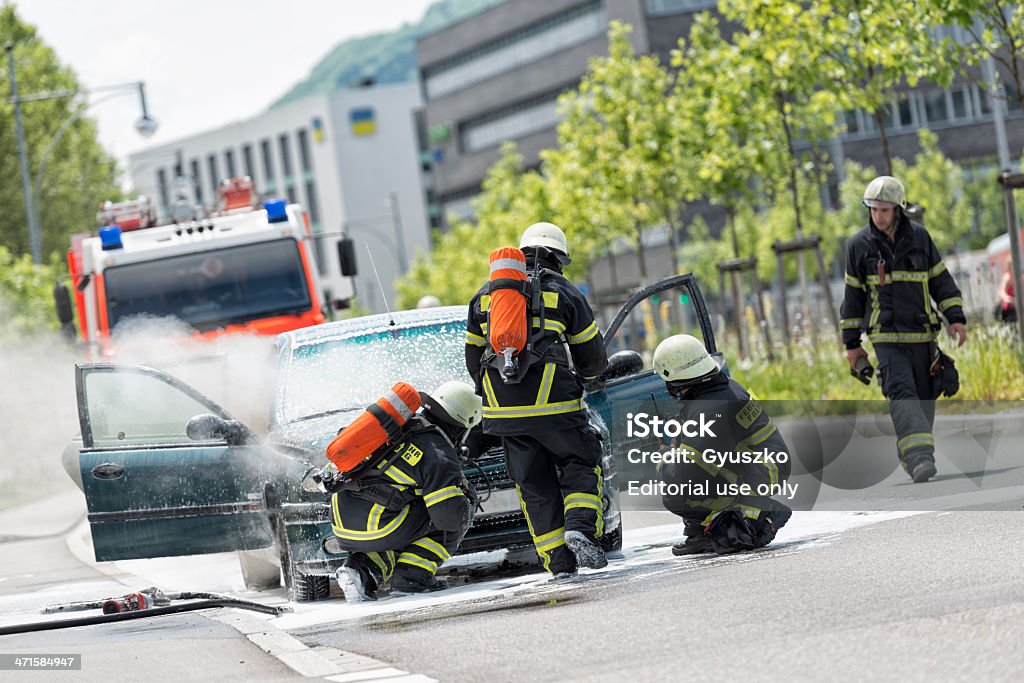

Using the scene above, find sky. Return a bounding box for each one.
[15,0,436,173]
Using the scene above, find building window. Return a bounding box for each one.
[207,154,219,200]
[260,138,275,193]
[644,0,717,16]
[190,159,203,204]
[279,134,293,178]
[951,87,969,119]
[305,180,326,275]
[897,95,914,128]
[297,128,312,173]
[156,168,169,211]
[224,148,236,178]
[423,1,605,99]
[440,188,478,224]
[844,110,859,134]
[923,90,948,124]
[242,144,256,183]
[461,90,564,152]
[1004,83,1022,112]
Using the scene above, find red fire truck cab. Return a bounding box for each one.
[55,178,334,357]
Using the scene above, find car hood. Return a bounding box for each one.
[267,410,362,459]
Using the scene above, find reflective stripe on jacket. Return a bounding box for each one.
[840,217,965,349]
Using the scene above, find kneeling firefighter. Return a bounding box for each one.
[652,335,793,555]
[323,381,481,600]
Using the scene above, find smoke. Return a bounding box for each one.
[0,305,278,513]
[0,328,80,512]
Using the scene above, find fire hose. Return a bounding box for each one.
[0,588,290,636]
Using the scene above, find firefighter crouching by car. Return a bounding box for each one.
[840,175,968,484]
[325,381,481,601]
[652,335,793,555]
[466,222,609,578]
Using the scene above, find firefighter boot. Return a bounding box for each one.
[672,520,714,556]
[391,573,448,595]
[565,530,608,569]
[336,555,380,602]
[909,458,937,484]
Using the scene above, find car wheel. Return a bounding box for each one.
[289,569,331,602]
[600,524,623,553]
[238,548,281,591]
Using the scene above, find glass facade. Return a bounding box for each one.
[461,91,563,152]
[424,1,605,99]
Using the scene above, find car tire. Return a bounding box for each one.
[600,524,623,553]
[238,548,281,591]
[289,570,331,602]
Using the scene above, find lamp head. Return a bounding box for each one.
[135,116,158,138]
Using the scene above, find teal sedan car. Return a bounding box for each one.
[69,274,718,601]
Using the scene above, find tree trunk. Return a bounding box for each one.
[873,108,893,176]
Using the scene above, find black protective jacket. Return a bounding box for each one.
[330,416,469,542]
[840,216,966,349]
[465,253,608,436]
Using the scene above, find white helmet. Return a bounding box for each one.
[862,175,907,210]
[520,222,569,260]
[423,381,482,429]
[416,295,442,309]
[653,335,718,383]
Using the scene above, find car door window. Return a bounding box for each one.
[602,275,718,362]
[80,366,228,448]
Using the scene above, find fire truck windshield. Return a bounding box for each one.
[103,238,312,332]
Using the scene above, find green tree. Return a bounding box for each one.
[670,12,783,258]
[0,246,64,338]
[789,0,955,175]
[934,1,1024,111]
[395,142,550,308]
[545,23,691,279]
[1,5,121,260]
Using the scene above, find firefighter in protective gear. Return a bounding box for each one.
[840,176,968,483]
[652,335,793,555]
[332,381,481,601]
[465,222,610,576]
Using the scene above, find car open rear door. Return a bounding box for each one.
[75,363,274,561]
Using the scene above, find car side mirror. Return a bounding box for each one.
[603,350,644,381]
[186,413,255,446]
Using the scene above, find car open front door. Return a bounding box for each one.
[585,274,719,460]
[75,364,274,561]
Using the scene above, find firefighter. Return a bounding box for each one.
[652,335,793,555]
[840,176,968,483]
[332,381,481,601]
[465,222,609,577]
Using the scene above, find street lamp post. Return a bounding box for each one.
[5,42,157,264]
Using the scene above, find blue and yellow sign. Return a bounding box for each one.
[312,117,325,143]
[350,108,376,136]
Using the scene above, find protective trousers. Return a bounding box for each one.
[337,500,469,588]
[660,453,792,528]
[875,343,938,471]
[502,427,604,574]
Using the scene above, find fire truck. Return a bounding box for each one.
[55,177,338,357]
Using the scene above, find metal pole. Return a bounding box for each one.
[6,43,42,264]
[388,191,409,273]
[984,56,1012,171]
[999,173,1024,345]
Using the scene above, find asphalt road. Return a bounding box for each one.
[0,490,301,683]
[295,511,1024,682]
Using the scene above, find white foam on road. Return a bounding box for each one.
[270,510,920,631]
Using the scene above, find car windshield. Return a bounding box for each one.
[104,238,311,331]
[280,320,471,423]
